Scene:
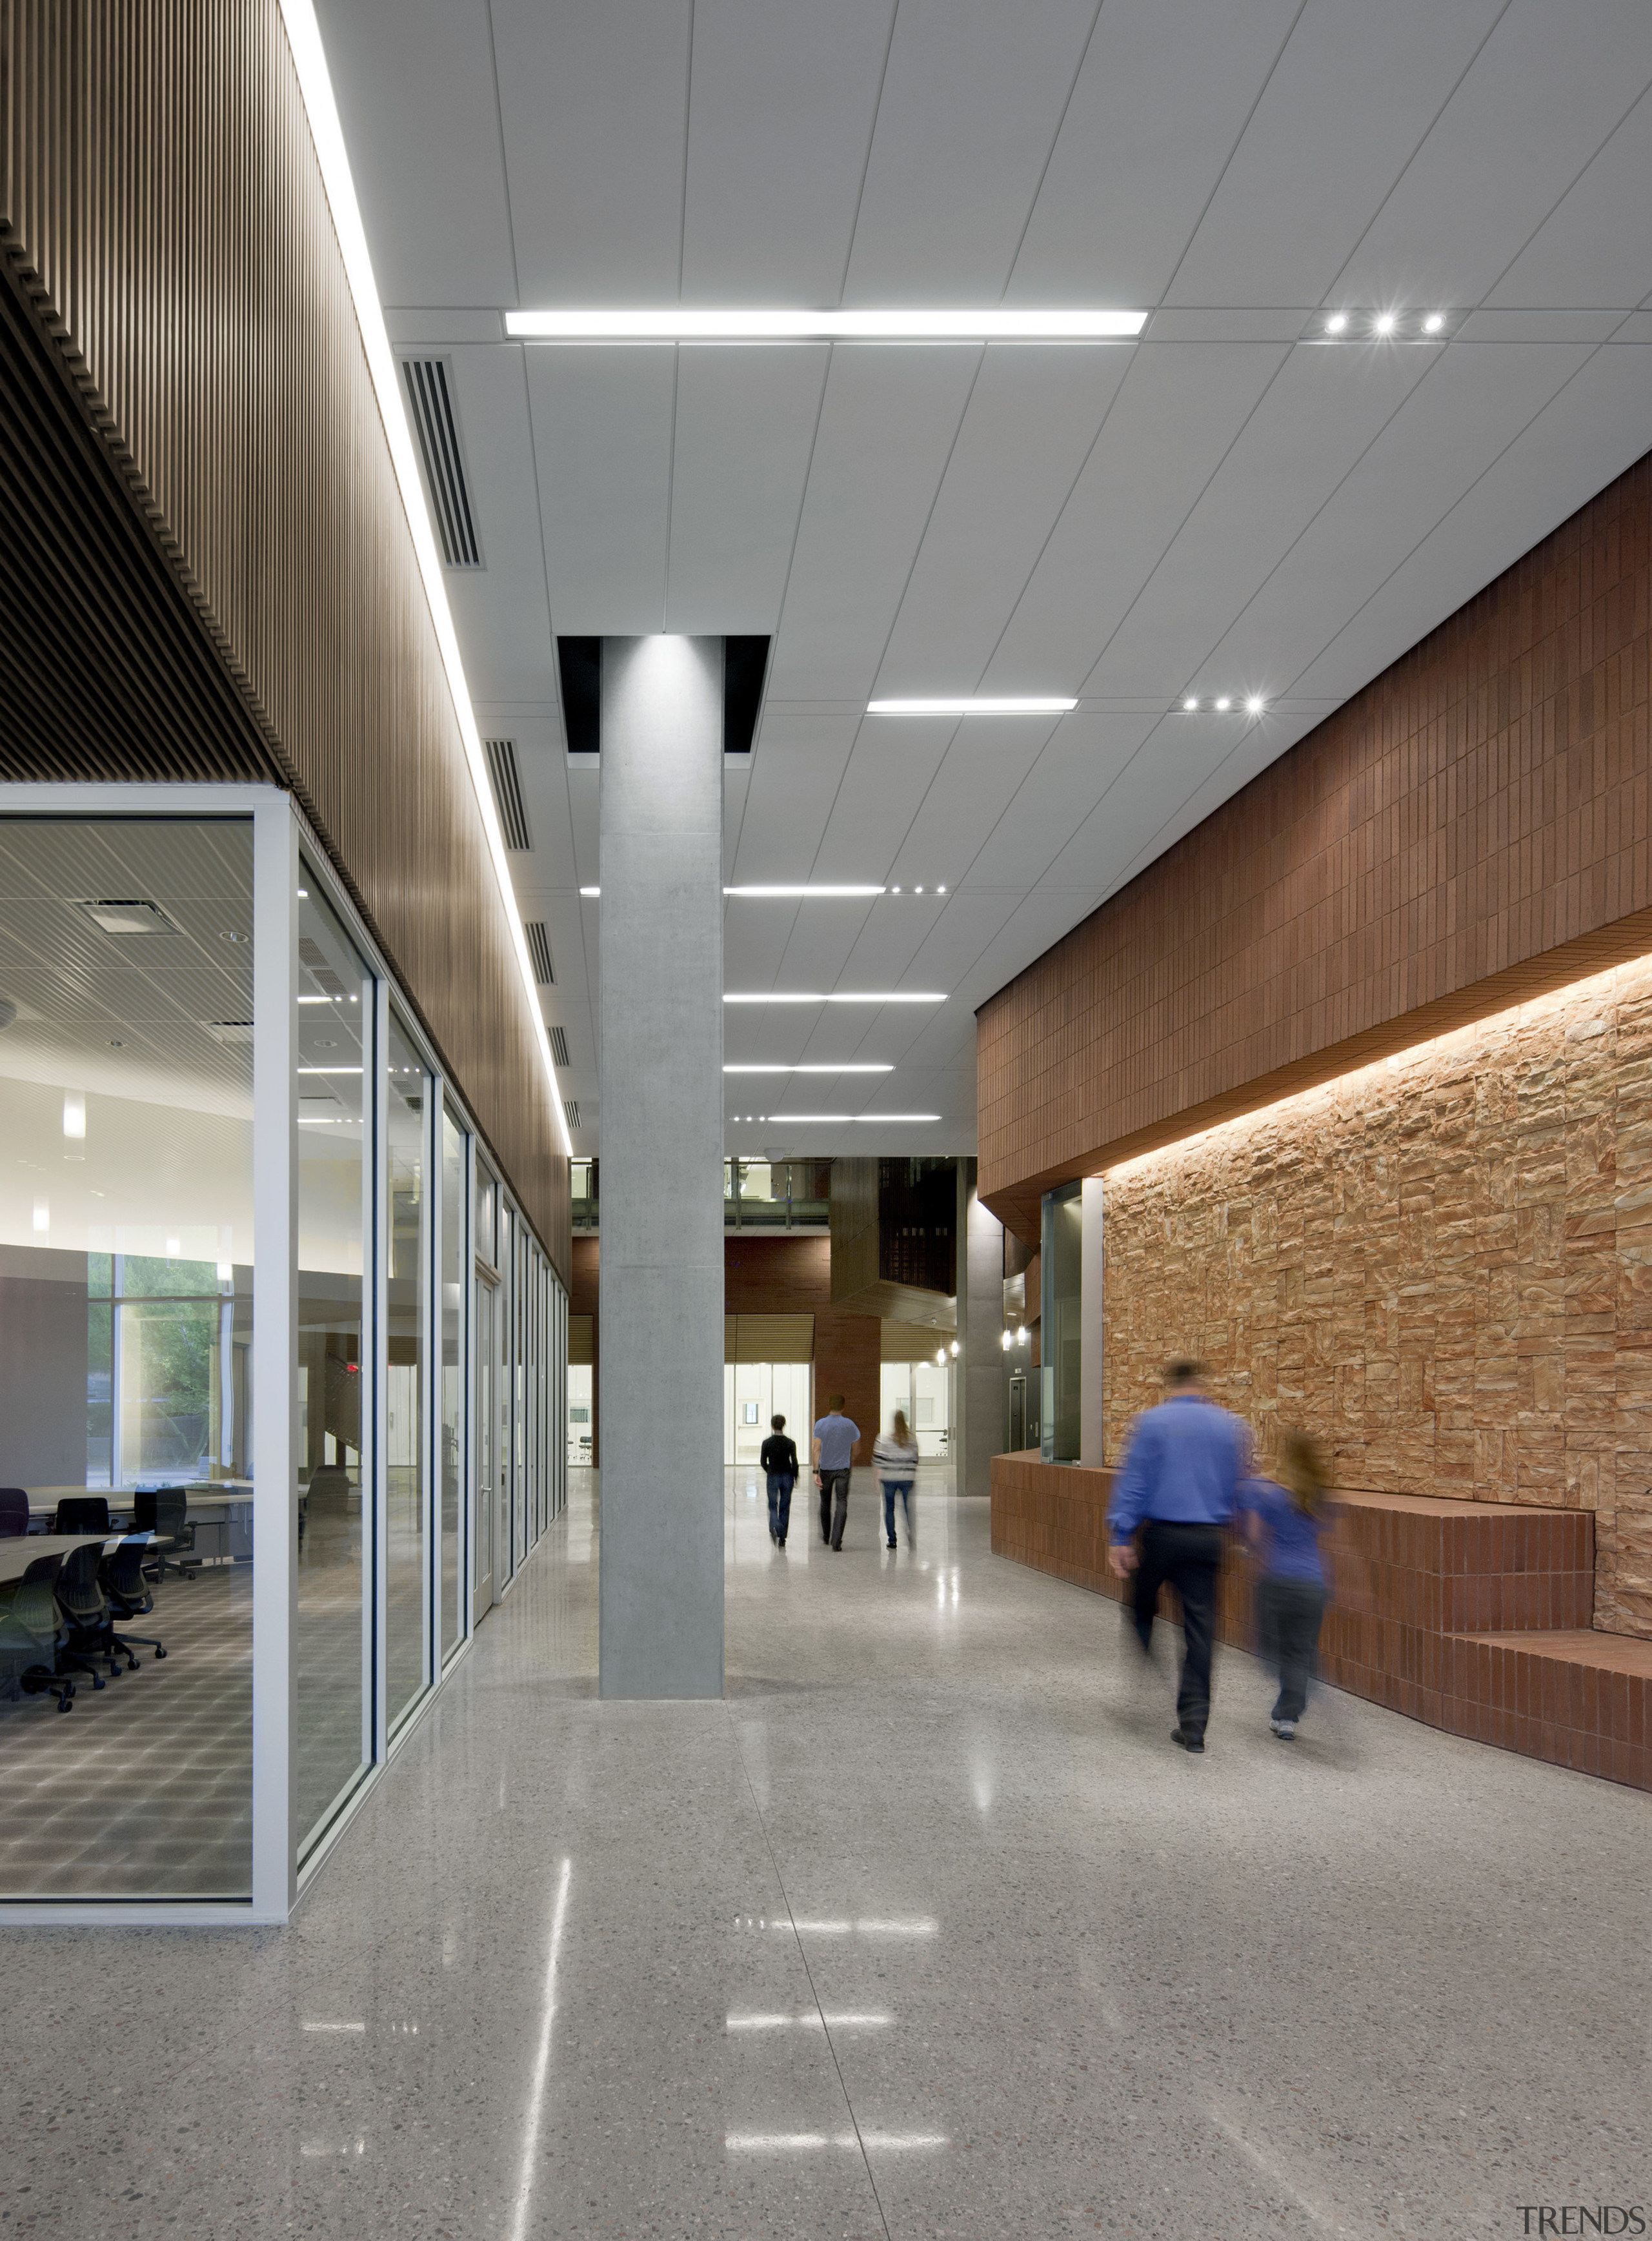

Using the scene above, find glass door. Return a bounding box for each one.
[473,1268,495,1619]
[498,1205,514,1582]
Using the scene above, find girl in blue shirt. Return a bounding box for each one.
[1243,1431,1335,1741]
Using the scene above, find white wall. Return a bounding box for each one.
[724,1361,811,1469]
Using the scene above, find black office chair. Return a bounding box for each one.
[0,1553,74,1711]
[52,1495,110,1536]
[0,1487,28,1538]
[53,1542,121,1688]
[98,1537,166,1667]
[133,1489,200,1583]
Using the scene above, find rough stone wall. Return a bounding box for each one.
[1102,957,1652,1637]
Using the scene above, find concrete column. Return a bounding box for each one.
[957,1159,1003,1499]
[1080,1176,1104,1466]
[598,638,724,1698]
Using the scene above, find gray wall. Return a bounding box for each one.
[0,1256,90,1486]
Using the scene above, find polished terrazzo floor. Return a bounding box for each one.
[4,1465,1649,2240]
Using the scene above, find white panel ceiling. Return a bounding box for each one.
[316,0,1652,1161]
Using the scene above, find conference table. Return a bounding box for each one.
[0,1532,133,1586]
[24,1486,255,1563]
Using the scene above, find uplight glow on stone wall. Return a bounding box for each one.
[1102,957,1652,1638]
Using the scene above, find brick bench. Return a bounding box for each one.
[990,1452,1650,1791]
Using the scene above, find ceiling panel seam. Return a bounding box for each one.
[725,351,834,882]
[1315,0,1522,307]
[485,0,522,303]
[1074,344,1294,693]
[1155,0,1312,306]
[1471,73,1652,311]
[833,0,903,305]
[1171,346,1452,693]
[676,0,697,296]
[996,0,1107,295]
[1276,335,1613,698]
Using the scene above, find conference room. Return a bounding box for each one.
[0,795,564,1920]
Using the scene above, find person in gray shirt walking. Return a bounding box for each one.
[811,1395,860,1550]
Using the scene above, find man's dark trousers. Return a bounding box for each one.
[818,1469,850,1546]
[1130,1520,1225,1741]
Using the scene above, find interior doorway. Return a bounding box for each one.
[724,1362,812,1468]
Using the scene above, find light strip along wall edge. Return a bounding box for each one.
[276,0,573,1161]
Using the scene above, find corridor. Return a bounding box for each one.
[6,1471,1647,2240]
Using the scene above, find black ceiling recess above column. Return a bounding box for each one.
[556,635,770,759]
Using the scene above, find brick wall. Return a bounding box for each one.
[1100,956,1652,1637]
[978,452,1652,1242]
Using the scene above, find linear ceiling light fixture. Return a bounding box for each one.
[768,1113,942,1124]
[585,887,927,901]
[277,0,573,1159]
[506,309,1145,341]
[867,696,1076,715]
[723,992,945,1004]
[724,1064,894,1074]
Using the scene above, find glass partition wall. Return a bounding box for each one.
[0,791,566,1923]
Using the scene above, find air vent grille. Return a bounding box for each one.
[483,738,531,850]
[77,898,177,935]
[563,1100,580,1131]
[524,922,555,985]
[400,358,482,568]
[299,936,347,998]
[549,1024,570,1069]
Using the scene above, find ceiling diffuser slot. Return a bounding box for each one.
[549,1024,570,1069]
[484,738,531,851]
[563,1099,580,1131]
[524,922,555,985]
[400,358,483,569]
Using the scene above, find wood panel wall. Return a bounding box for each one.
[0,0,568,1275]
[978,454,1652,1243]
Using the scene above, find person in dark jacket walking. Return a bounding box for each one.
[1107,1359,1251,1754]
[760,1415,798,1547]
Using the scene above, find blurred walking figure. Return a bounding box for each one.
[812,1394,860,1550]
[760,1414,798,1548]
[874,1410,920,1549]
[1107,1359,1251,1755]
[1243,1430,1335,1740]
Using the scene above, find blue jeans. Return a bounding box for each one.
[881,1479,914,1543]
[766,1473,794,1541]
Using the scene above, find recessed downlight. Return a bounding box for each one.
[1183,696,1198,711]
[1424,312,1445,334]
[1374,311,1396,336]
[1214,696,1232,712]
[1324,312,1348,335]
[1245,696,1264,715]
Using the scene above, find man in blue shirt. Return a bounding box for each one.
[812,1395,860,1550]
[1107,1359,1249,1754]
